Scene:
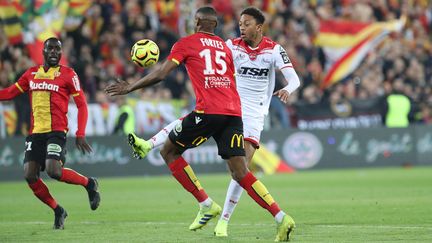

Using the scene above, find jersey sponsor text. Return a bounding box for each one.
[30,80,59,92]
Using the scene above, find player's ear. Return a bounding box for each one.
[257,23,263,32]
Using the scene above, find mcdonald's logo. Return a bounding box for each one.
[192,136,207,146]
[230,134,244,148]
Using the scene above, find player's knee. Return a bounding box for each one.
[24,173,39,184]
[231,170,248,182]
[160,149,175,164]
[45,161,62,180]
[160,145,180,163]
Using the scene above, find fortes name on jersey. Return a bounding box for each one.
[200,38,224,50]
[30,80,59,92]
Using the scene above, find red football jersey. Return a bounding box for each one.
[167,32,241,116]
[10,65,88,136]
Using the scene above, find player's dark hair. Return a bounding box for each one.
[44,37,61,46]
[196,6,217,17]
[241,7,265,25]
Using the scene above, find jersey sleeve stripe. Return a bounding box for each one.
[72,93,80,97]
[171,58,180,65]
[280,65,294,70]
[15,83,24,93]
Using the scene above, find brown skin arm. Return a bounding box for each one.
[273,89,290,104]
[105,60,178,96]
[76,137,93,154]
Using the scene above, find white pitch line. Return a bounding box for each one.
[2,221,432,230]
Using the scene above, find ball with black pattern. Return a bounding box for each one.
[130,39,160,68]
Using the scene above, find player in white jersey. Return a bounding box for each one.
[128,7,300,238]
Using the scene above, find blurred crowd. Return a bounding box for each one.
[1,0,432,134]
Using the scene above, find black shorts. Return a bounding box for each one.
[168,112,245,159]
[24,131,67,171]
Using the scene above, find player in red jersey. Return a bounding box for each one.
[0,38,100,229]
[106,7,294,241]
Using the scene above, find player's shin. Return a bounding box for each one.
[220,179,244,221]
[59,168,89,186]
[168,156,209,203]
[238,172,281,217]
[28,178,58,209]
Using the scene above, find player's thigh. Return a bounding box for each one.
[24,134,47,171]
[168,112,215,151]
[213,116,246,159]
[242,115,264,148]
[45,132,67,166]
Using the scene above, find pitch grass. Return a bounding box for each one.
[1,167,432,242]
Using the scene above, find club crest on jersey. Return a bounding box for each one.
[54,71,61,77]
[248,52,257,61]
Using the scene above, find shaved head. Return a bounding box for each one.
[194,6,218,33]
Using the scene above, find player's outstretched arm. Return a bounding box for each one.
[105,60,178,96]
[0,84,24,101]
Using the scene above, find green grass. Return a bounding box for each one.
[1,167,432,242]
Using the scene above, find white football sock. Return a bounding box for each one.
[220,179,244,222]
[275,211,286,223]
[199,197,213,208]
[149,119,182,149]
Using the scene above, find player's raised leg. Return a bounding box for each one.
[160,139,221,231]
[128,118,181,159]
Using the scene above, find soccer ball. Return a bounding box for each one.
[130,39,159,68]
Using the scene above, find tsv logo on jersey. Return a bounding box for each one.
[238,67,269,77]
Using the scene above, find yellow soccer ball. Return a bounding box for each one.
[130,39,159,68]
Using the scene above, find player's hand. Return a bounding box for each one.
[273,89,290,104]
[76,137,93,154]
[105,78,130,96]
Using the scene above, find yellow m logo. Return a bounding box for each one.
[230,134,244,148]
[192,136,207,146]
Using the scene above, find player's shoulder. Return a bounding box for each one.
[59,65,77,76]
[260,36,278,50]
[173,34,195,48]
[27,66,39,73]
[59,65,75,73]
[229,37,243,46]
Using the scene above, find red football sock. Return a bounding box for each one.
[239,172,281,216]
[168,156,208,202]
[28,178,58,209]
[59,168,89,186]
